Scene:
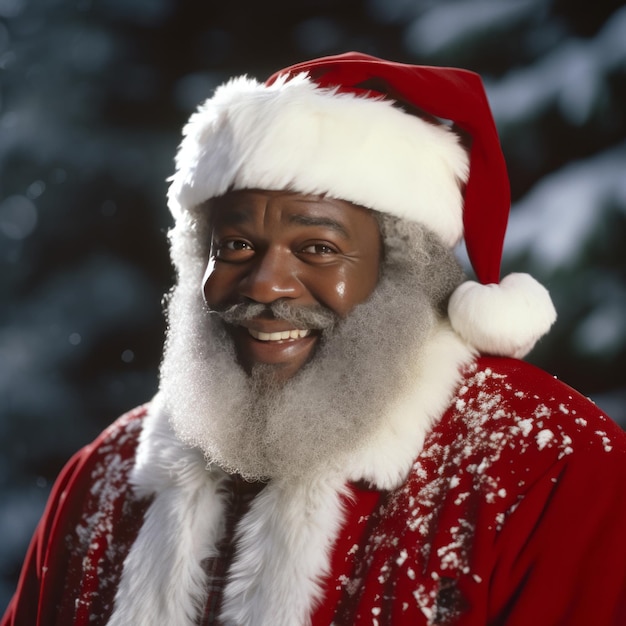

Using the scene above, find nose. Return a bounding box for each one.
[239,248,302,304]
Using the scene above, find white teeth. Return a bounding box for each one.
[248,328,311,341]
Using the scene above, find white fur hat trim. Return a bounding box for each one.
[167,73,469,247]
[448,273,557,358]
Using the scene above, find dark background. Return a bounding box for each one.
[1,0,625,610]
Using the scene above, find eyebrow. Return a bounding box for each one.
[287,214,350,238]
[213,208,252,226]
[211,203,351,239]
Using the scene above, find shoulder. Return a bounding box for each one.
[39,405,151,559]
[378,361,626,625]
[79,403,149,465]
[3,405,152,620]
[461,356,626,491]
[461,356,626,454]
[44,404,150,519]
[420,356,626,510]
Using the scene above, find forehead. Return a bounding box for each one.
[208,189,380,236]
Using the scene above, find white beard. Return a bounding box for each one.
[159,223,464,481]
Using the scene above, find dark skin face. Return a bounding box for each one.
[202,189,382,381]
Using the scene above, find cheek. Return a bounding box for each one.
[342,255,381,313]
[202,261,231,309]
[320,264,379,318]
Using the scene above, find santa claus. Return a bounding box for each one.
[3,52,626,626]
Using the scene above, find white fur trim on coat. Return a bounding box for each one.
[343,322,475,488]
[109,323,474,625]
[107,394,230,626]
[167,73,469,248]
[220,476,349,626]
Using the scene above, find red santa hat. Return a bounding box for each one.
[168,52,556,358]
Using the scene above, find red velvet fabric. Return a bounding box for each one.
[313,357,626,624]
[2,406,150,626]
[3,358,626,625]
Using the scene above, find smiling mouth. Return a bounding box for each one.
[247,328,312,342]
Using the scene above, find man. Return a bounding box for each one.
[3,52,626,625]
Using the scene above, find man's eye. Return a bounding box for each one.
[224,240,252,251]
[300,243,336,255]
[214,239,254,259]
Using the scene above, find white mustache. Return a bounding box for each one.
[213,300,338,331]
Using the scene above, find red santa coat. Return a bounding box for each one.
[3,356,626,625]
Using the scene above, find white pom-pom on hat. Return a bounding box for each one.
[449,273,557,359]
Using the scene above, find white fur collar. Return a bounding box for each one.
[107,395,230,626]
[220,475,349,625]
[341,322,474,489]
[108,323,473,625]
